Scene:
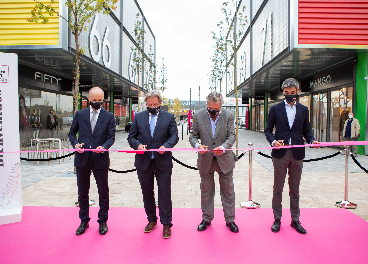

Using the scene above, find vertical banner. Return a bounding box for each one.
[0,53,22,225]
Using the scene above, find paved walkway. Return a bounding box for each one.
[20,128,368,221]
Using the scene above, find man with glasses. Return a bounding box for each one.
[265,78,319,234]
[128,90,178,239]
[189,91,239,233]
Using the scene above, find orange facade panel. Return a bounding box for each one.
[298,0,368,46]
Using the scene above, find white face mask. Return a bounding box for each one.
[349,115,353,119]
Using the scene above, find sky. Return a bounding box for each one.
[137,0,227,101]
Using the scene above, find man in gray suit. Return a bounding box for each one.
[189,91,239,233]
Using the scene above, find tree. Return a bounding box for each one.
[131,13,146,112]
[27,0,118,114]
[159,58,168,92]
[171,98,182,121]
[210,23,227,92]
[144,44,156,91]
[215,0,247,154]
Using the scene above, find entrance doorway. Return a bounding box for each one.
[312,92,328,142]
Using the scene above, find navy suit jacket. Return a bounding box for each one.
[127,110,179,172]
[68,107,115,169]
[265,101,315,160]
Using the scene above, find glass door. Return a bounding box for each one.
[312,92,328,142]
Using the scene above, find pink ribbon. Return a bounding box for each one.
[1,141,367,155]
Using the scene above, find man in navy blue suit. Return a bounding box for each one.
[68,87,115,236]
[128,90,178,239]
[265,78,319,234]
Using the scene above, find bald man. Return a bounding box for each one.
[68,87,115,236]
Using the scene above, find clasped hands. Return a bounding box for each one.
[75,143,105,153]
[272,140,320,149]
[138,144,166,154]
[198,145,223,155]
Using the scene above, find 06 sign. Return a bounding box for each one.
[89,15,112,68]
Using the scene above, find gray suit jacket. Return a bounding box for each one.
[189,108,237,174]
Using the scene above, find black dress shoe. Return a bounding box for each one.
[76,222,89,236]
[226,222,239,233]
[291,220,306,234]
[271,219,281,233]
[99,222,108,235]
[197,220,211,231]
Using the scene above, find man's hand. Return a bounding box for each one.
[213,146,224,156]
[158,146,166,154]
[95,146,105,153]
[311,140,320,149]
[198,145,208,154]
[76,143,84,153]
[272,140,284,149]
[137,144,147,150]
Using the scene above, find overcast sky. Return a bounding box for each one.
[138,0,227,101]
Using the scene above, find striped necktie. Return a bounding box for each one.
[91,110,97,132]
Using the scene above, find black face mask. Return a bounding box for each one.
[207,108,220,117]
[90,101,102,110]
[284,94,297,104]
[147,106,160,115]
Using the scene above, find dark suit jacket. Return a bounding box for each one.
[68,107,115,169]
[265,101,315,160]
[127,110,179,172]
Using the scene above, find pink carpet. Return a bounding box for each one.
[0,207,367,264]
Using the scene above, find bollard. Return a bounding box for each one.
[182,124,184,140]
[240,142,260,209]
[335,146,357,209]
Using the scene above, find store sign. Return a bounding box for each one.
[0,53,22,225]
[35,72,62,85]
[18,64,72,92]
[301,64,353,92]
[310,75,331,89]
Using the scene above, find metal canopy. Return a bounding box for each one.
[230,48,358,98]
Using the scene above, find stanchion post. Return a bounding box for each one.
[240,142,260,209]
[335,146,357,209]
[182,124,184,140]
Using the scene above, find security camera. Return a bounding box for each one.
[364,77,368,80]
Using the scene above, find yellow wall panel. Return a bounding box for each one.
[0,0,60,46]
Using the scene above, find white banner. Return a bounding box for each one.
[0,53,22,225]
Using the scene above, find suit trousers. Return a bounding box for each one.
[76,152,109,223]
[137,159,173,226]
[272,149,303,221]
[200,157,235,223]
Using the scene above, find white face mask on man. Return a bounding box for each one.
[349,114,353,119]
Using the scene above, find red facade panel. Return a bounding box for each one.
[298,0,368,46]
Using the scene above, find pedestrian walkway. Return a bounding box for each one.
[20,128,368,221]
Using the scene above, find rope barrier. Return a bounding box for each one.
[350,153,368,174]
[255,150,343,162]
[108,168,137,173]
[172,156,198,170]
[20,152,75,161]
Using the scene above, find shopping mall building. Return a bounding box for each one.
[224,0,368,154]
[0,0,155,142]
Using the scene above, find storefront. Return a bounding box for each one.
[0,0,155,144]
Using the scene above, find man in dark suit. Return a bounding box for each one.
[128,90,178,239]
[189,91,239,233]
[68,87,115,236]
[265,78,319,234]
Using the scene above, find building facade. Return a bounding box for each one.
[225,0,368,154]
[0,0,155,142]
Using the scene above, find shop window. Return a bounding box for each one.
[18,88,73,143]
[330,87,353,142]
[312,93,328,142]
